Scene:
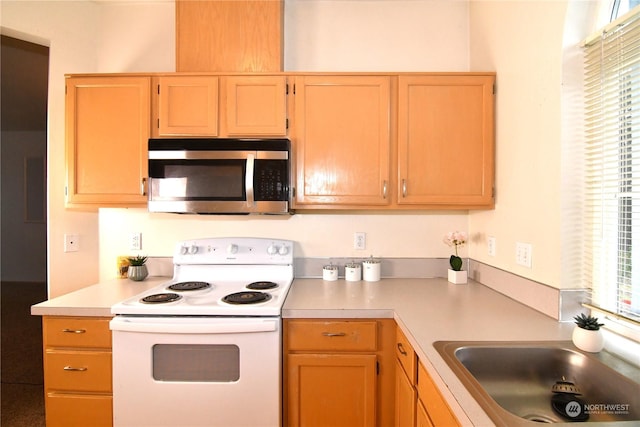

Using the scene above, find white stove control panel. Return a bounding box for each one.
[173,237,293,266]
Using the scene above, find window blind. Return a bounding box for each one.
[583,6,640,325]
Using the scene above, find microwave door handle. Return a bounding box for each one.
[246,153,255,208]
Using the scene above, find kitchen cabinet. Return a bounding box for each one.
[42,316,113,427]
[152,75,287,137]
[417,362,460,426]
[292,73,495,210]
[175,0,283,72]
[154,75,219,136]
[284,319,395,427]
[395,325,417,427]
[223,75,288,136]
[397,74,495,208]
[65,75,150,208]
[292,75,392,207]
[394,324,460,427]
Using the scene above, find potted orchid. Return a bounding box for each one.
[443,231,467,284]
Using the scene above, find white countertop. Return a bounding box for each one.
[32,276,576,426]
[283,278,576,426]
[30,277,168,317]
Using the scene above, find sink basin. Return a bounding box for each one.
[434,341,640,426]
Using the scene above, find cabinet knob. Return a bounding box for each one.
[322,332,347,337]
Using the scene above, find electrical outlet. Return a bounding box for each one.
[64,234,79,252]
[516,242,532,268]
[488,236,496,257]
[129,232,142,251]
[354,232,366,250]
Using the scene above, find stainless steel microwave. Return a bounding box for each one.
[148,138,291,214]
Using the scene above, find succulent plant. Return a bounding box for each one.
[128,255,148,266]
[574,313,604,331]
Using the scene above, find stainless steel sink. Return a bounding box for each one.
[434,341,640,426]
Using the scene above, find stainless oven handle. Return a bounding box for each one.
[110,318,278,334]
[246,154,255,208]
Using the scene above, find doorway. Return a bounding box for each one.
[1,34,49,427]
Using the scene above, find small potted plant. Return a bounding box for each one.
[572,313,604,353]
[127,255,148,281]
[443,231,467,284]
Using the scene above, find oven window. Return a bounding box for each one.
[152,344,240,382]
[150,160,245,200]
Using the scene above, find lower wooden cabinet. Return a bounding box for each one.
[417,362,460,426]
[284,319,395,427]
[42,316,113,427]
[394,324,460,427]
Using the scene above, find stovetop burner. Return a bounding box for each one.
[141,293,182,304]
[168,281,211,292]
[222,291,272,305]
[246,281,278,290]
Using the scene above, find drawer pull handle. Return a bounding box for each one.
[397,343,407,356]
[322,332,347,337]
[63,366,88,372]
[62,328,86,334]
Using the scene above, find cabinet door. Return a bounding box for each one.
[416,400,434,427]
[176,0,283,72]
[397,75,495,207]
[156,75,219,136]
[224,75,287,136]
[46,393,112,427]
[294,76,391,206]
[287,353,377,427]
[65,76,150,207]
[417,363,460,426]
[395,359,417,427]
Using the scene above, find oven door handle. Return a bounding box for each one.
[110,318,278,334]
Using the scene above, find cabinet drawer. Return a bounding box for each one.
[287,320,377,351]
[45,350,112,392]
[417,362,459,426]
[46,392,112,427]
[44,316,112,349]
[395,326,417,384]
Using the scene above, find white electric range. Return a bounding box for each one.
[110,237,294,427]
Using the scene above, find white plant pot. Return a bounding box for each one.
[448,269,467,284]
[572,326,604,353]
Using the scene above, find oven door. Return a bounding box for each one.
[110,316,281,427]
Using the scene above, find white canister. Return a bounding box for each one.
[345,262,362,282]
[322,264,339,281]
[362,258,381,282]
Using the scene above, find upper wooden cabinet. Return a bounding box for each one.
[293,75,392,207]
[397,74,495,208]
[152,75,287,138]
[155,75,219,137]
[65,76,150,208]
[224,75,288,136]
[176,0,283,72]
